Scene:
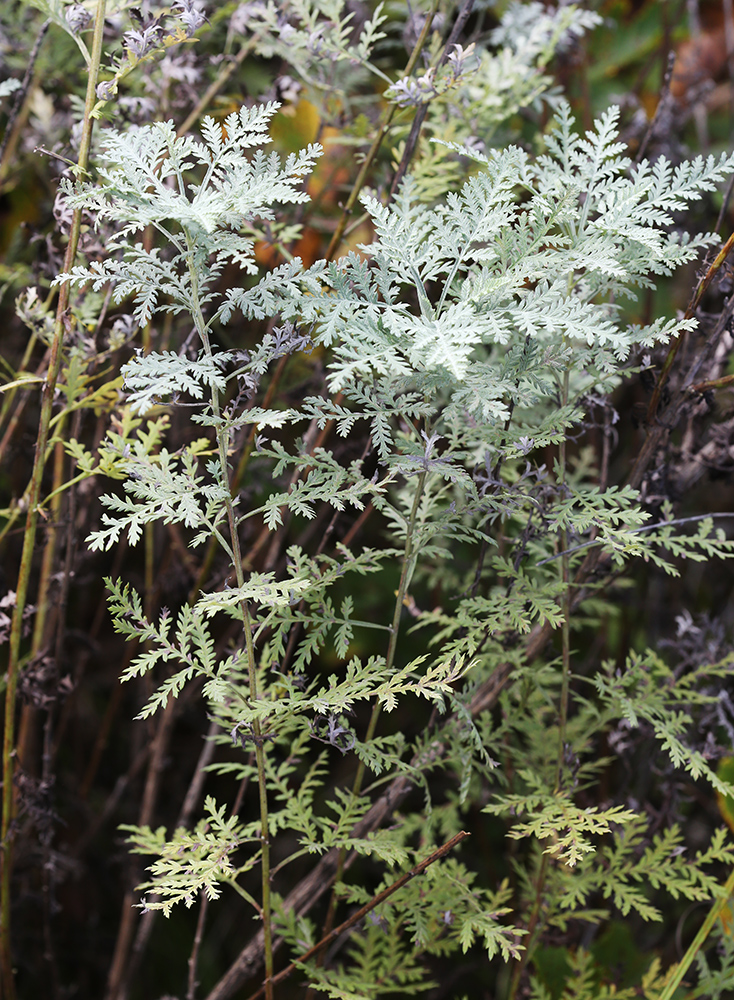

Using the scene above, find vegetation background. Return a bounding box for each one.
[5,1,734,999]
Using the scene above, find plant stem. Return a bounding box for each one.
[508,852,550,1000]
[324,0,441,261]
[187,893,210,1000]
[248,831,469,1000]
[656,864,734,1000]
[389,0,475,196]
[16,421,67,781]
[187,348,289,604]
[555,372,572,792]
[186,250,275,998]
[0,5,106,996]
[509,366,572,1000]
[359,468,428,782]
[176,34,262,138]
[644,230,734,427]
[313,470,428,975]
[0,19,49,184]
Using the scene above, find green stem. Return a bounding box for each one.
[0,6,107,997]
[315,470,428,963]
[555,370,572,793]
[357,469,428,787]
[657,865,734,1000]
[0,335,45,463]
[508,853,550,1000]
[186,249,274,999]
[509,365,572,1000]
[187,349,290,604]
[16,422,67,780]
[30,424,66,653]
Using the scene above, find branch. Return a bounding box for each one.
[204,624,549,1000]
[246,831,470,1000]
[389,0,475,196]
[643,230,734,429]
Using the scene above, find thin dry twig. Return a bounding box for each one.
[203,620,549,1000]
[635,50,676,164]
[390,0,476,196]
[0,20,49,179]
[245,831,470,1000]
